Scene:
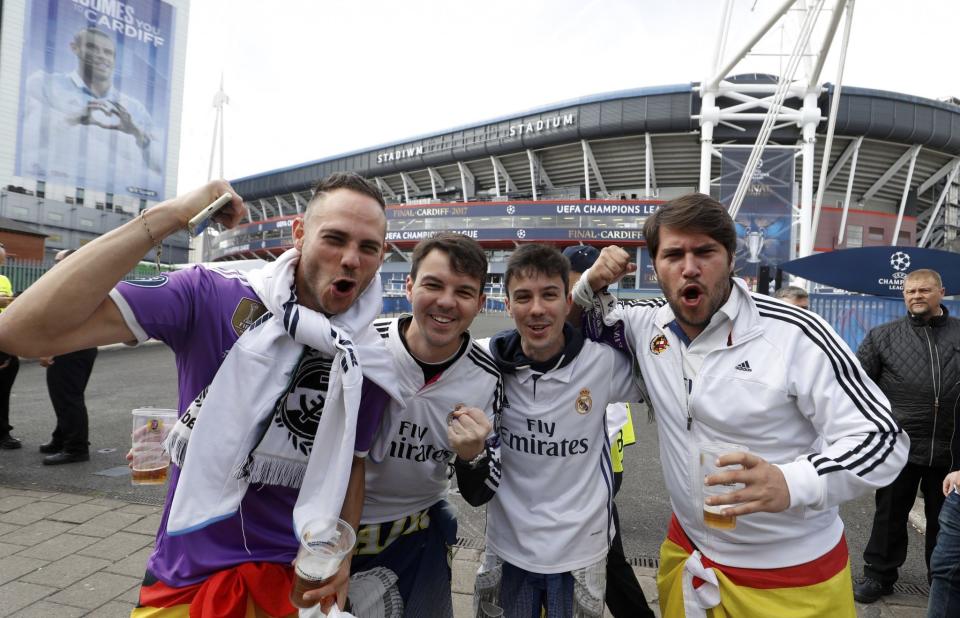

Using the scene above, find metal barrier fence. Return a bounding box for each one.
[810,294,960,352]
[3,259,175,294]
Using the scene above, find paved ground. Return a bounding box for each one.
[0,484,932,617]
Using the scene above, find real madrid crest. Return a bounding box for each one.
[575,388,593,415]
[650,334,669,355]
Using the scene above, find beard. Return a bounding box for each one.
[666,276,732,335]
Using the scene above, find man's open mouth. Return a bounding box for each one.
[332,279,356,294]
[680,284,703,304]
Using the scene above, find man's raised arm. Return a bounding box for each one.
[0,181,245,357]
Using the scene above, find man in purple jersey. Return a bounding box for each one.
[0,172,394,617]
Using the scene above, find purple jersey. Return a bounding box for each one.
[111,266,388,587]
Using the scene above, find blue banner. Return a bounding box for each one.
[16,0,175,199]
[718,150,794,279]
[779,246,960,297]
[386,200,662,220]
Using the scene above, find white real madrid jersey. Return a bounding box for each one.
[481,337,639,573]
[362,317,503,524]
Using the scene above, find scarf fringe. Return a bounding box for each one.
[166,432,190,468]
[238,453,308,489]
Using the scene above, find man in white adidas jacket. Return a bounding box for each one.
[573,193,908,618]
[354,233,503,617]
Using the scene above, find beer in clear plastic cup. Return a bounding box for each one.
[700,442,747,530]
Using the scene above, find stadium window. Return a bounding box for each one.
[36,180,45,198]
[80,219,94,228]
[47,212,63,222]
[76,187,85,205]
[845,225,863,248]
[898,230,911,244]
[868,226,884,241]
[140,198,148,212]
[106,193,114,209]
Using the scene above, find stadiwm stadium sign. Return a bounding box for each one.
[779,246,960,297]
[377,145,424,164]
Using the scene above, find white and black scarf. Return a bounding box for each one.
[164,248,399,539]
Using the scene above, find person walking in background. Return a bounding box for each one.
[855,268,960,604]
[774,285,810,310]
[38,249,98,465]
[0,244,20,450]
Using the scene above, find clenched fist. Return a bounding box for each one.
[447,405,491,461]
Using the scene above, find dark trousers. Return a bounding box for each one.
[46,348,97,453]
[0,355,19,436]
[863,460,948,585]
[606,472,655,618]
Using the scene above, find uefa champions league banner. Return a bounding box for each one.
[16,0,175,199]
[780,246,960,297]
[718,149,794,279]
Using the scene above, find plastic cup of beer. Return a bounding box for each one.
[290,518,357,609]
[700,442,747,530]
[130,408,178,486]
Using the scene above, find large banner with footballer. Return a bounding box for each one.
[16,0,176,199]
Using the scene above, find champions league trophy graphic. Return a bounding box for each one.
[734,216,790,270]
[745,228,765,263]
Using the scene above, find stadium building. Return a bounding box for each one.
[223,75,960,296]
[0,0,191,262]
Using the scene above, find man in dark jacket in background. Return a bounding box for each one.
[854,268,960,604]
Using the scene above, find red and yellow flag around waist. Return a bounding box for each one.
[657,515,855,618]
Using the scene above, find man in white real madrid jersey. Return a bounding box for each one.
[456,243,640,618]
[353,233,503,617]
[573,193,908,618]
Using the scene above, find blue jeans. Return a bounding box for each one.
[929,490,960,618]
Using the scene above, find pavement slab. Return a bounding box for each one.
[0,500,72,526]
[77,531,154,561]
[8,600,87,618]
[0,555,46,586]
[19,554,112,589]
[0,519,73,547]
[15,532,101,561]
[0,580,58,617]
[46,503,114,524]
[46,571,142,610]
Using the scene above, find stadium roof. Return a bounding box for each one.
[231,78,960,246]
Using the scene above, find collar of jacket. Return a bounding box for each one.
[488,322,585,374]
[908,304,950,328]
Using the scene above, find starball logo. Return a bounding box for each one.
[877,251,911,292]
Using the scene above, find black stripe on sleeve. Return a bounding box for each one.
[754,297,901,478]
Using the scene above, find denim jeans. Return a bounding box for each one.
[929,489,960,618]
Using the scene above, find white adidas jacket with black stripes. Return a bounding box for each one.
[574,276,909,568]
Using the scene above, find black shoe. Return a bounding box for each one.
[853,577,894,603]
[39,441,63,454]
[0,435,22,450]
[42,451,89,465]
